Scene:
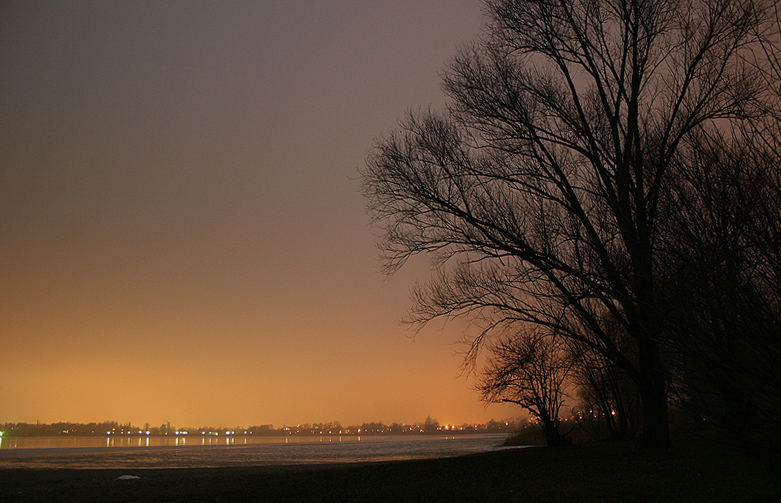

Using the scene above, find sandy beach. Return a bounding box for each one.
[0,435,777,502]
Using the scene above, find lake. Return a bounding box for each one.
[0,434,514,469]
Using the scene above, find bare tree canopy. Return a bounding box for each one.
[363,0,778,449]
[479,332,573,445]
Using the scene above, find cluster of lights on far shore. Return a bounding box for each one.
[199,431,251,436]
[98,422,517,437]
[105,429,252,436]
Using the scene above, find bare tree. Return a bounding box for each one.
[363,0,771,448]
[479,332,573,446]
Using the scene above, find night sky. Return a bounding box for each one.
[1,1,518,427]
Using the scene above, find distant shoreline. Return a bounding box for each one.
[0,420,520,438]
[0,432,505,439]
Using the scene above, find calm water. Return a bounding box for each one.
[0,434,513,469]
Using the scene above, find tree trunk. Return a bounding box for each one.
[630,230,670,449]
[542,421,566,447]
[637,339,670,450]
[720,375,751,433]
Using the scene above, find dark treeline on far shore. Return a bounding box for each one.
[0,417,521,438]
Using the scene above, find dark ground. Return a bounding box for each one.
[0,433,777,502]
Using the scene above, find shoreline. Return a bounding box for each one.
[0,435,777,502]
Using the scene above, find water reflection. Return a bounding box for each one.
[0,434,511,470]
[0,433,472,451]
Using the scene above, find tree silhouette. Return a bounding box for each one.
[364,0,772,448]
[479,332,573,446]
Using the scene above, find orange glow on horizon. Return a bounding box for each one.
[0,1,521,428]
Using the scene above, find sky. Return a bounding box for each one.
[0,0,520,427]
